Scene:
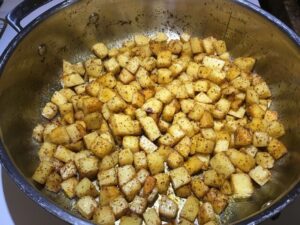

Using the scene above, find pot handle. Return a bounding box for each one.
[6,0,65,33]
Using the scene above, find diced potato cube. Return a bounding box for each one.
[174,136,191,158]
[231,173,254,198]
[177,117,195,137]
[83,131,98,149]
[60,161,77,180]
[32,124,44,142]
[139,116,161,141]
[99,155,115,171]
[32,161,54,184]
[120,216,142,225]
[154,173,170,194]
[249,166,271,186]
[48,126,70,145]
[255,152,274,169]
[62,73,85,88]
[202,56,225,71]
[267,121,285,138]
[118,165,136,186]
[84,112,102,130]
[42,102,58,119]
[119,148,134,166]
[110,196,129,219]
[75,177,98,198]
[93,206,115,225]
[61,177,78,198]
[166,151,183,169]
[253,131,269,147]
[122,136,139,153]
[157,50,172,68]
[76,196,97,219]
[110,114,141,136]
[191,178,209,198]
[54,145,75,163]
[136,67,154,88]
[246,88,259,105]
[254,82,271,99]
[134,34,150,46]
[66,123,86,143]
[104,58,120,74]
[143,208,161,225]
[214,139,229,153]
[169,167,191,189]
[180,196,199,222]
[210,152,235,178]
[132,92,145,108]
[199,111,214,128]
[157,68,172,84]
[99,186,121,206]
[90,136,113,158]
[85,59,103,77]
[203,170,225,188]
[226,149,255,172]
[184,156,204,175]
[129,196,147,215]
[204,188,228,214]
[82,97,102,114]
[147,152,164,175]
[136,168,150,185]
[191,135,215,154]
[234,127,252,146]
[98,168,118,186]
[198,202,216,224]
[107,95,127,113]
[159,195,179,219]
[155,87,174,104]
[38,142,56,161]
[267,138,287,160]
[234,57,255,73]
[121,178,142,201]
[45,172,62,193]
[140,135,158,154]
[190,37,203,54]
[134,151,148,170]
[213,40,227,55]
[92,43,108,59]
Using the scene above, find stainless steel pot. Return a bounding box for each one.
[0,0,299,224]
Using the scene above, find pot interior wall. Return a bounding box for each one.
[0,0,299,223]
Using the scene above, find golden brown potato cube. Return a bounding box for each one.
[134,34,150,46]
[157,50,172,68]
[253,131,269,147]
[143,176,157,196]
[213,40,227,55]
[32,161,54,184]
[155,146,171,161]
[162,104,176,122]
[158,133,177,146]
[226,149,255,172]
[99,186,121,206]
[249,165,271,186]
[93,206,115,225]
[190,37,203,54]
[82,97,102,115]
[177,117,195,137]
[234,127,252,146]
[63,60,85,75]
[90,136,113,158]
[153,173,169,194]
[61,177,78,198]
[167,151,184,169]
[175,184,192,198]
[198,202,216,224]
[117,53,130,68]
[191,178,209,198]
[199,111,214,128]
[154,87,173,104]
[176,84,189,99]
[191,135,215,154]
[194,80,209,92]
[75,177,98,198]
[77,156,99,178]
[42,102,58,120]
[207,85,221,102]
[109,196,129,219]
[48,126,70,145]
[61,73,85,88]
[104,58,120,74]
[170,167,191,189]
[141,57,156,71]
[169,62,184,77]
[168,39,183,54]
[136,168,150,185]
[180,99,194,114]
[246,88,259,105]
[210,152,235,178]
[186,62,200,80]
[54,145,75,163]
[76,196,97,219]
[38,142,56,161]
[116,82,137,103]
[107,95,127,112]
[133,151,147,170]
[202,56,224,72]
[157,68,172,84]
[139,116,161,141]
[119,68,135,84]
[184,156,204,175]
[120,136,139,153]
[234,57,255,73]
[231,173,254,198]
[117,165,136,186]
[159,195,179,219]
[267,138,287,160]
[120,216,142,225]
[255,152,274,169]
[143,208,161,225]
[98,168,118,186]
[198,66,212,79]
[66,123,86,143]
[83,131,98,149]
[247,104,265,119]
[254,81,271,99]
[180,195,200,222]
[98,87,116,103]
[110,114,141,136]
[92,43,108,59]
[129,196,147,215]
[188,102,205,121]
[204,188,228,214]
[51,91,68,106]
[136,67,154,88]
[182,42,192,56]
[119,148,134,166]
[121,178,142,201]
[147,152,164,175]
[45,172,62,193]
[83,112,102,130]
[267,120,285,138]
[59,161,77,180]
[85,58,103,78]
[203,170,225,188]
[140,135,158,153]
[168,124,185,142]
[132,92,145,108]
[214,139,229,153]
[174,136,191,158]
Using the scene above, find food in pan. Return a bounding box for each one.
[32,32,287,224]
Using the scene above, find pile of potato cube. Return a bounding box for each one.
[32,32,287,225]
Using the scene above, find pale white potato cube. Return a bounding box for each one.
[118,165,136,186]
[214,139,229,153]
[169,167,191,189]
[137,168,150,184]
[110,196,129,218]
[51,91,68,106]
[129,195,147,215]
[140,135,158,154]
[76,196,97,219]
[253,132,269,147]
[92,42,108,59]
[42,102,58,119]
[60,161,77,180]
[231,173,254,198]
[202,56,225,71]
[159,195,179,219]
[134,151,148,170]
[134,34,150,46]
[32,124,44,142]
[249,166,271,186]
[139,117,161,141]
[121,178,142,201]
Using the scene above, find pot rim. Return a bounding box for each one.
[0,0,299,224]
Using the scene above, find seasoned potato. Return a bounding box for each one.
[159,195,179,219]
[147,152,164,175]
[210,152,235,178]
[249,166,271,186]
[61,177,79,198]
[154,173,170,194]
[121,178,142,201]
[180,196,200,222]
[170,167,191,189]
[143,208,161,225]
[75,177,98,198]
[226,149,255,172]
[191,178,209,198]
[110,196,129,219]
[93,206,115,225]
[198,202,216,225]
[267,138,287,160]
[120,216,142,225]
[76,196,98,219]
[231,173,254,198]
[99,186,121,206]
[45,172,62,193]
